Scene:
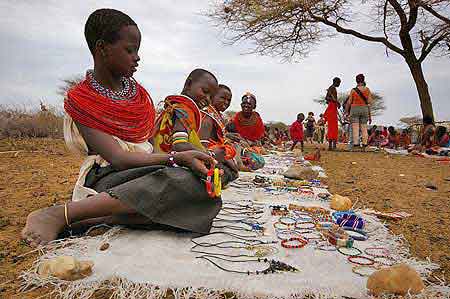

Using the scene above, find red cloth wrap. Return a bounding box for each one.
[65,79,155,143]
[290,121,304,142]
[233,111,265,142]
[324,101,338,141]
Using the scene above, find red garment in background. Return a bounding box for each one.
[65,78,155,143]
[324,100,339,141]
[233,112,265,142]
[290,120,304,142]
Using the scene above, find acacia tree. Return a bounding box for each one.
[208,0,450,123]
[314,92,386,126]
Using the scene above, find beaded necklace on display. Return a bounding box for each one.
[197,255,298,275]
[86,70,137,101]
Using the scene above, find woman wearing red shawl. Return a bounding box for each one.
[290,113,305,151]
[324,77,341,150]
[230,93,265,143]
[225,93,265,171]
[22,9,221,248]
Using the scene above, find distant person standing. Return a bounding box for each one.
[345,74,373,150]
[290,113,305,151]
[317,114,326,144]
[324,77,341,150]
[305,112,316,144]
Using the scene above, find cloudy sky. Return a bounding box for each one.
[1,0,449,126]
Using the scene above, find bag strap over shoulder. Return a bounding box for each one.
[353,87,369,105]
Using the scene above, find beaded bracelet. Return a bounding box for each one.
[205,167,221,198]
[276,231,295,241]
[337,246,362,256]
[347,255,375,266]
[281,237,308,249]
[301,231,323,241]
[167,151,178,167]
[315,242,337,251]
[373,256,396,267]
[352,265,377,277]
[295,221,316,230]
[343,228,368,241]
[273,222,290,230]
[279,217,297,226]
[293,228,314,235]
[364,247,390,258]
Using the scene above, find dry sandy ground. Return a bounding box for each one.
[0,138,449,298]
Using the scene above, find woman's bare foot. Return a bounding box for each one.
[21,205,67,247]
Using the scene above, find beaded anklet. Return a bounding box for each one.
[347,255,375,266]
[281,237,308,249]
[337,246,362,256]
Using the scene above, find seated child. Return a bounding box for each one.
[436,126,450,147]
[153,68,218,153]
[387,126,400,149]
[399,129,412,149]
[368,130,385,147]
[421,116,436,149]
[199,84,239,179]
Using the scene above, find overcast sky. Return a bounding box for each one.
[1,0,449,126]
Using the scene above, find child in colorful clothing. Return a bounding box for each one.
[153,68,218,153]
[290,113,305,151]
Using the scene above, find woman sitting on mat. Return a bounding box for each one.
[386,126,400,149]
[436,126,450,148]
[399,129,411,149]
[22,9,222,247]
[227,92,265,145]
[225,93,265,171]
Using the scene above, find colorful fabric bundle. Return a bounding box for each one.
[241,150,265,171]
[336,214,365,230]
[152,95,204,153]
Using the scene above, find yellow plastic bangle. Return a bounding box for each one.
[172,139,188,145]
[214,168,221,197]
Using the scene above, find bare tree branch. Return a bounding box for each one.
[312,14,406,55]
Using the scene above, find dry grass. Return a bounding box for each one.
[0,105,63,139]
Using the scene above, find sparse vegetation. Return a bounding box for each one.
[0,104,63,139]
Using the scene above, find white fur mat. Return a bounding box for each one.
[21,153,449,299]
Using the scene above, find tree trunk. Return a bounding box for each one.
[406,59,435,123]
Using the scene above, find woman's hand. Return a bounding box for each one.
[174,150,217,176]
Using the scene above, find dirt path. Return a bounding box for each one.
[0,139,448,298]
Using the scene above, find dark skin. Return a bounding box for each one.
[212,88,232,112]
[241,98,256,118]
[326,79,341,150]
[199,86,232,145]
[21,25,216,247]
[290,114,305,151]
[172,73,219,152]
